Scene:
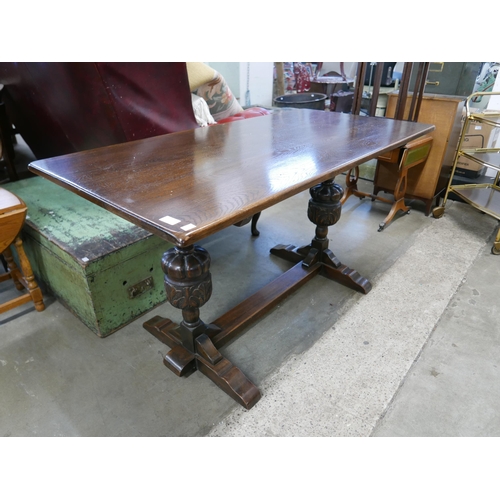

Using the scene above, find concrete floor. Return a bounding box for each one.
[1,141,500,437]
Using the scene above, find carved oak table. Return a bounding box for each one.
[29,109,433,410]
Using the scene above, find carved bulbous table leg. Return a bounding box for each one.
[162,244,212,351]
[144,180,370,410]
[271,179,371,294]
[144,244,261,410]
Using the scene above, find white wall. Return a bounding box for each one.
[239,62,274,108]
[207,62,274,108]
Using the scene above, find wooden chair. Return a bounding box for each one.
[0,187,45,313]
[368,135,433,231]
[342,62,433,231]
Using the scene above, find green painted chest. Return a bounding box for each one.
[6,177,171,337]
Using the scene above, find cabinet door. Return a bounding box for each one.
[410,62,481,96]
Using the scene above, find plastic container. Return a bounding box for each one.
[273,93,327,110]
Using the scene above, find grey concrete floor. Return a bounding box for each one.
[1,140,500,437]
[373,238,500,437]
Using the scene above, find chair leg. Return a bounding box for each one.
[378,165,411,232]
[233,212,262,236]
[251,212,261,236]
[13,236,45,311]
[2,246,24,290]
[492,225,500,255]
[341,166,374,205]
[1,253,8,272]
[0,238,45,313]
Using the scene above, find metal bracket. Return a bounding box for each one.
[128,276,154,299]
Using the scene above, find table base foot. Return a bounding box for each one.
[196,334,261,410]
[143,316,261,409]
[271,243,371,294]
[320,262,372,294]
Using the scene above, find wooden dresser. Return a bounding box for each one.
[374,92,464,214]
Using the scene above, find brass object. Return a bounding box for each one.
[425,62,444,86]
[433,91,500,255]
[429,62,445,72]
[128,276,154,299]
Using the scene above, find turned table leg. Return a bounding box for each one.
[271,178,371,294]
[144,244,261,410]
[144,180,370,409]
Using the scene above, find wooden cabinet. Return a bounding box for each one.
[374,92,464,214]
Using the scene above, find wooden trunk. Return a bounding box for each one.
[5,177,170,337]
[374,92,464,213]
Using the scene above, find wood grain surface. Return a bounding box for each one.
[29,109,434,246]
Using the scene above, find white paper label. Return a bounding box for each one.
[159,216,181,225]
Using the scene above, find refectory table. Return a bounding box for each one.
[29,109,434,409]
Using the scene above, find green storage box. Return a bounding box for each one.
[5,177,171,337]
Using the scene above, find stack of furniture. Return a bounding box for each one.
[374,92,464,215]
[342,62,435,231]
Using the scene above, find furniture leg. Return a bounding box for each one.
[143,244,261,410]
[2,246,24,290]
[1,254,7,272]
[492,225,500,255]
[340,165,372,204]
[13,236,45,310]
[271,179,372,294]
[0,239,45,313]
[251,212,261,236]
[378,165,411,232]
[232,211,261,236]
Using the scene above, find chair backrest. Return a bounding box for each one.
[352,62,430,121]
[0,63,198,160]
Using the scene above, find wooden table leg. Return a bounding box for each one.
[143,244,261,410]
[144,180,371,409]
[271,178,372,294]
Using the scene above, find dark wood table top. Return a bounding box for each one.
[29,109,434,246]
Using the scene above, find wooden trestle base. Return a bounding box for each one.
[143,179,372,410]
